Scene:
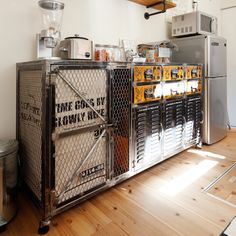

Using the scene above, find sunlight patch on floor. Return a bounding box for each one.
[187,149,226,160]
[160,160,218,196]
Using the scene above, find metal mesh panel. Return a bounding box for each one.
[18,71,42,201]
[185,96,202,145]
[52,67,108,204]
[133,103,162,170]
[54,69,108,134]
[112,68,131,177]
[163,99,185,158]
[55,129,107,204]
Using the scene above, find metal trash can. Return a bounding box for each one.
[0,140,18,228]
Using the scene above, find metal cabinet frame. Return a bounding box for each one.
[16,60,203,234]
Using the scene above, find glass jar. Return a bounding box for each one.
[95,44,125,62]
[137,44,158,63]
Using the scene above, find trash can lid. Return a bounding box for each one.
[0,140,18,158]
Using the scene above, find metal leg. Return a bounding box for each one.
[196,139,203,149]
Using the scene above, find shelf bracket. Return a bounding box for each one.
[144,0,166,20]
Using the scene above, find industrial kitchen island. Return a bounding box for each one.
[16,60,203,234]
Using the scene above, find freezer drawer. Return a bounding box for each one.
[204,77,227,144]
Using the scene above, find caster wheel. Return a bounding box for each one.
[195,143,202,149]
[0,225,7,233]
[38,225,49,235]
[195,139,203,149]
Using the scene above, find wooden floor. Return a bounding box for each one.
[2,130,236,236]
[207,161,236,207]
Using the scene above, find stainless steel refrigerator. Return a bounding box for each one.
[172,35,227,144]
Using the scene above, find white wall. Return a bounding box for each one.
[221,0,236,126]
[199,0,222,35]
[0,0,221,139]
[221,0,236,8]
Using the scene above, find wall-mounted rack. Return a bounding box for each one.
[128,0,176,19]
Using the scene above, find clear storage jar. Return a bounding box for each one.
[94,44,125,62]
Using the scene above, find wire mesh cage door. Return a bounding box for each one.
[50,66,110,206]
[110,67,131,179]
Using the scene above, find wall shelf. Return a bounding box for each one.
[128,0,176,19]
[129,0,176,10]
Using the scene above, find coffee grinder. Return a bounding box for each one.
[36,0,65,58]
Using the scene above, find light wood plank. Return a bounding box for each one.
[134,162,235,228]
[207,163,236,206]
[128,0,176,10]
[91,190,182,236]
[1,131,236,236]
[115,179,222,236]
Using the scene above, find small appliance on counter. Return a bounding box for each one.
[172,11,217,37]
[59,35,93,60]
[137,40,175,63]
[36,0,65,59]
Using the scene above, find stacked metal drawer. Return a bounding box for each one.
[131,63,203,170]
[162,65,185,158]
[185,64,203,147]
[132,65,162,171]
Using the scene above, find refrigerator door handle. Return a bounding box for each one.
[207,76,226,79]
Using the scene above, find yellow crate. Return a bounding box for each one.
[186,65,202,79]
[134,66,161,82]
[186,80,202,95]
[163,65,184,81]
[162,81,185,99]
[134,84,162,104]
